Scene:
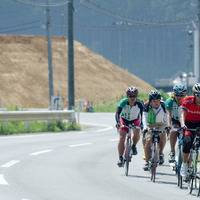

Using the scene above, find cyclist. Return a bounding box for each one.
[180,83,200,178]
[115,86,144,167]
[142,90,167,171]
[165,84,187,163]
[142,97,165,160]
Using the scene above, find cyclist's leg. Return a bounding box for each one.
[142,132,146,160]
[131,118,141,155]
[159,132,166,154]
[170,122,179,152]
[132,128,140,155]
[169,121,179,162]
[117,118,127,167]
[158,126,166,165]
[143,131,152,170]
[181,135,193,177]
[118,129,126,157]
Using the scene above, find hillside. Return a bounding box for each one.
[0,35,155,108]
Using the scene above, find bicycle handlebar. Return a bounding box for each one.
[187,127,200,132]
[151,130,165,134]
[121,124,140,130]
[171,128,179,132]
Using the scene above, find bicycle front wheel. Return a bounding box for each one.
[188,152,194,194]
[125,138,131,176]
[177,145,182,188]
[151,142,158,182]
[194,151,200,196]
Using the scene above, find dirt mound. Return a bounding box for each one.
[0,35,154,108]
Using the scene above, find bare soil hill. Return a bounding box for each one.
[0,35,155,108]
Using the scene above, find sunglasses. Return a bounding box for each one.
[174,93,185,97]
[128,95,137,98]
[195,93,200,97]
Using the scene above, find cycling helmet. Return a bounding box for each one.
[126,86,138,95]
[173,84,187,93]
[149,90,161,101]
[192,83,200,93]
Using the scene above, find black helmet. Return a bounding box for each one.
[192,83,200,93]
[149,90,161,102]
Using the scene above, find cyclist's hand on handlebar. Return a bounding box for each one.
[116,122,120,129]
[165,126,171,134]
[143,128,148,134]
[180,125,187,135]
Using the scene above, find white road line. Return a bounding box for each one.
[75,131,86,134]
[69,143,92,148]
[95,126,113,133]
[109,138,118,141]
[30,150,53,156]
[0,174,9,185]
[1,160,20,168]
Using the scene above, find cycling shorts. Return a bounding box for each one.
[145,125,165,139]
[119,117,140,132]
[182,135,193,153]
[184,121,200,136]
[172,118,180,126]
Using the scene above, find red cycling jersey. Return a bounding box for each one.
[181,96,200,123]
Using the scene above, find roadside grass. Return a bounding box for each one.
[1,90,168,134]
[0,121,81,135]
[0,103,81,135]
[92,90,169,112]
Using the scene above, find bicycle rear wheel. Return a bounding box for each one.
[124,138,131,176]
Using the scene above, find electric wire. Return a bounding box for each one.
[79,0,197,26]
[10,0,70,7]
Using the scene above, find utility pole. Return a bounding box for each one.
[68,0,74,110]
[46,0,54,108]
[186,29,193,87]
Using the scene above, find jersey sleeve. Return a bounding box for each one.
[165,98,173,110]
[118,98,128,108]
[181,97,190,110]
[160,101,166,112]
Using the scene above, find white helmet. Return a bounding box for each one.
[192,83,200,93]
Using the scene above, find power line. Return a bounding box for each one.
[0,26,39,34]
[0,20,40,31]
[79,0,197,26]
[10,0,70,7]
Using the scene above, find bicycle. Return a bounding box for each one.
[119,124,140,176]
[171,128,183,188]
[185,127,200,196]
[148,127,165,182]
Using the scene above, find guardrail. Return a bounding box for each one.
[0,110,75,122]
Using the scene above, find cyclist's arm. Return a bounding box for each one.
[115,107,122,124]
[180,107,187,127]
[142,111,148,130]
[166,109,172,127]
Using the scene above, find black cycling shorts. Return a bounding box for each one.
[182,135,194,154]
[172,118,180,126]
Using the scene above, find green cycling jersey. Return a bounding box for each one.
[165,97,180,121]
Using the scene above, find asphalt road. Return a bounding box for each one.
[0,112,197,200]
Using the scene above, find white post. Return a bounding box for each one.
[194,29,199,82]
